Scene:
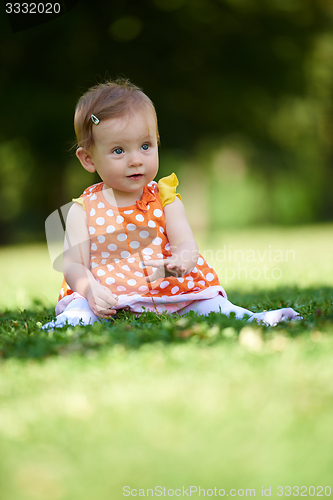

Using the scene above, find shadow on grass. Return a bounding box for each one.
[0,286,332,360]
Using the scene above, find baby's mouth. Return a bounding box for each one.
[127,173,143,179]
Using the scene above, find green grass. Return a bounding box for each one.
[0,224,333,500]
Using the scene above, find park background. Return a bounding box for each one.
[1,0,333,310]
[1,2,333,500]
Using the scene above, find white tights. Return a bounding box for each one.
[42,296,300,330]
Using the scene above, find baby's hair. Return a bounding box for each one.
[74,78,159,151]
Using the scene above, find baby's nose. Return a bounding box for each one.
[128,151,143,166]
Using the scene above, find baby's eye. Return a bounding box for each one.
[141,144,150,151]
[113,147,124,155]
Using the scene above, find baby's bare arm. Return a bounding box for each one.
[63,203,118,316]
[144,197,199,282]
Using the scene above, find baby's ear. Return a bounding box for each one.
[76,147,96,173]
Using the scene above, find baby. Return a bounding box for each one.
[42,79,300,329]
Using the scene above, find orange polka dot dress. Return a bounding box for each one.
[56,174,227,315]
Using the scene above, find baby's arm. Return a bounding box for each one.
[62,203,118,317]
[145,197,199,282]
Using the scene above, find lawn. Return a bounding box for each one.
[0,224,332,500]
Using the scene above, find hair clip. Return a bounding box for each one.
[91,114,100,125]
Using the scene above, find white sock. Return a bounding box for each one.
[179,296,301,326]
[42,298,100,330]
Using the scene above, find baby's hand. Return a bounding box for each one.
[87,283,118,318]
[143,258,186,283]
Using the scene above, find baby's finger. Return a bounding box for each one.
[145,268,163,282]
[143,259,168,268]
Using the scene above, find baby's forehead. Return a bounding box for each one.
[95,108,157,140]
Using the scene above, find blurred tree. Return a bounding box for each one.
[0,0,332,241]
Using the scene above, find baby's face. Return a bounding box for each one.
[88,108,159,196]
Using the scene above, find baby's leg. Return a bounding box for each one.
[42,298,100,330]
[178,295,300,326]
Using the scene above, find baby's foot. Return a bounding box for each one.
[253,307,302,327]
[41,307,99,330]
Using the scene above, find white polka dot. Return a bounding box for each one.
[101,259,106,265]
[139,230,149,239]
[97,235,105,243]
[207,262,212,268]
[90,194,97,200]
[117,233,127,242]
[129,241,140,249]
[153,237,163,246]
[157,253,164,259]
[122,265,130,272]
[146,205,150,210]
[96,217,105,226]
[117,286,126,292]
[116,215,124,224]
[159,226,164,233]
[106,225,115,233]
[98,202,105,209]
[127,257,135,263]
[127,279,137,286]
[187,281,195,289]
[198,280,205,286]
[138,285,148,292]
[143,255,151,260]
[135,214,144,222]
[171,286,179,294]
[160,281,170,289]
[60,288,64,297]
[148,220,156,228]
[150,290,159,294]
[127,223,137,231]
[192,267,198,273]
[108,244,117,251]
[185,276,194,281]
[206,273,214,282]
[91,243,97,251]
[91,256,96,259]
[91,262,99,268]
[124,210,133,214]
[121,251,130,259]
[90,208,96,216]
[165,243,171,251]
[106,277,115,285]
[107,264,114,271]
[97,269,106,276]
[106,209,114,217]
[114,258,120,263]
[142,248,153,255]
[89,227,95,235]
[197,257,204,266]
[139,262,146,269]
[177,277,184,283]
[116,273,125,279]
[134,271,143,277]
[153,209,163,217]
[101,252,110,258]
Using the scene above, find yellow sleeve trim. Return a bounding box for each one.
[72,197,86,211]
[157,173,182,208]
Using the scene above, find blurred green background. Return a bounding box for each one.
[1,0,333,244]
